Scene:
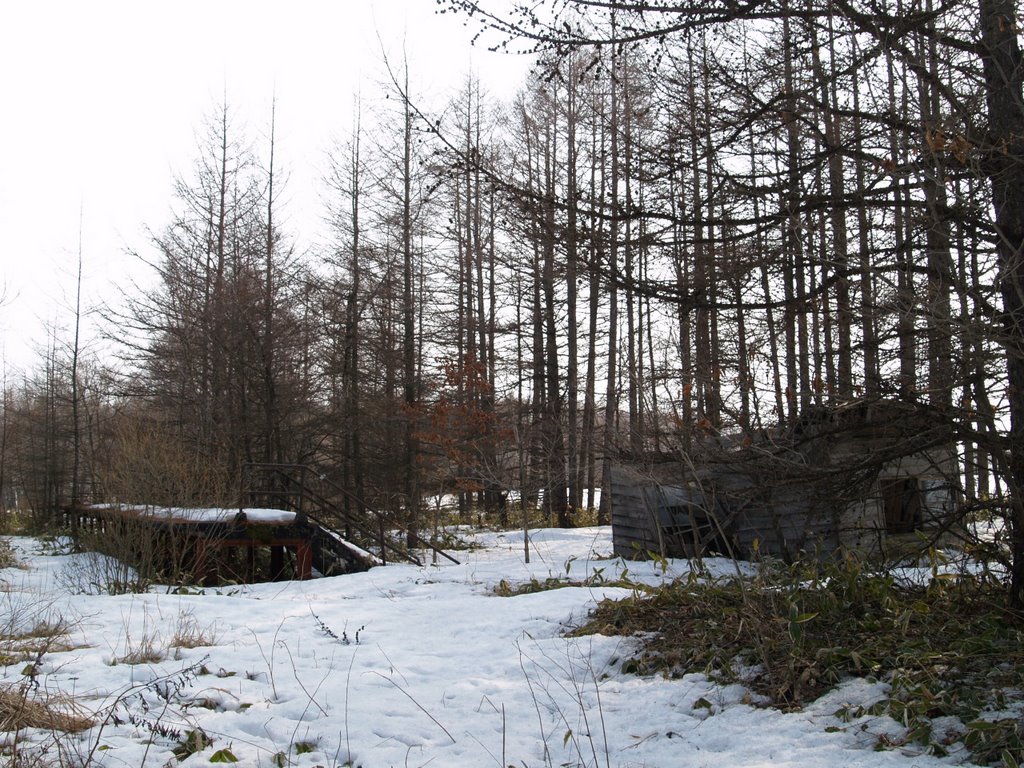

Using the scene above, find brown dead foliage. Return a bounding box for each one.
[0,685,93,734]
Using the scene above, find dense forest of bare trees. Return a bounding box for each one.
[1,1,1022,596]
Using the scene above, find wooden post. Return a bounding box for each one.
[270,545,284,581]
[195,538,219,586]
[194,539,208,586]
[295,542,312,580]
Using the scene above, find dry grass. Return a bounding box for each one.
[0,685,93,734]
[115,631,165,666]
[169,609,217,650]
[114,608,218,666]
[0,595,78,667]
[0,539,18,571]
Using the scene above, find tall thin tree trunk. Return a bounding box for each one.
[599,52,621,524]
[70,209,83,509]
[980,0,1024,607]
[400,62,419,546]
[263,97,280,466]
[565,61,582,512]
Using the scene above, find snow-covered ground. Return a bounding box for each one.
[0,527,967,767]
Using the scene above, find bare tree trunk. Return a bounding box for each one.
[850,36,880,396]
[690,42,713,430]
[347,100,367,522]
[400,62,420,546]
[781,8,811,419]
[920,0,955,410]
[599,52,621,525]
[70,209,84,509]
[564,60,582,512]
[0,370,9,526]
[582,84,605,510]
[262,98,281,466]
[542,115,569,526]
[623,59,640,452]
[980,0,1024,607]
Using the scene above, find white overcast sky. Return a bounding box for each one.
[0,0,529,374]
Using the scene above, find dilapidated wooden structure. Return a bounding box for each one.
[612,400,962,562]
[65,504,378,584]
[65,463,458,585]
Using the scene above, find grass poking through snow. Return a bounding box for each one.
[0,684,93,734]
[573,554,1024,763]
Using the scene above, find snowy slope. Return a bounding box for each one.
[0,528,964,767]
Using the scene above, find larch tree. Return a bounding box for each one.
[119,99,308,494]
[437,0,1024,604]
